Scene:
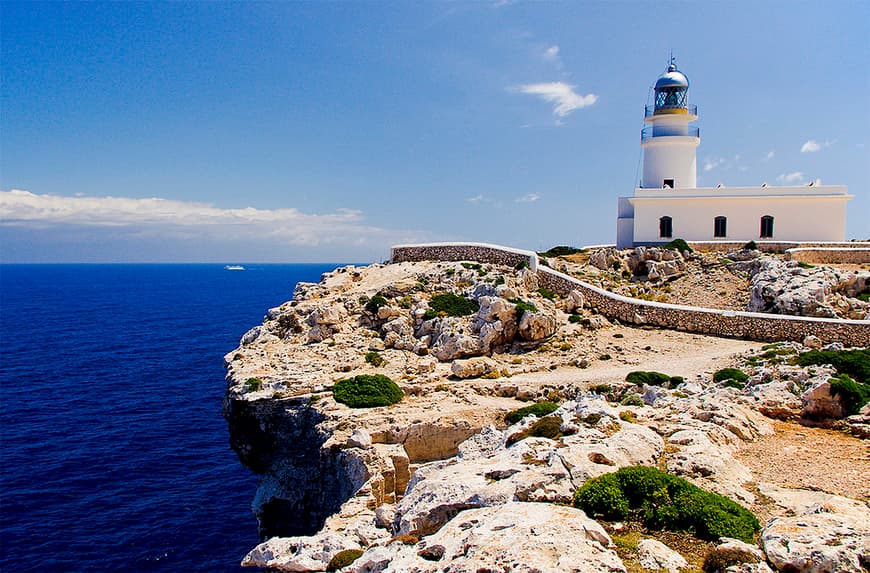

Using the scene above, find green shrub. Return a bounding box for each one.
[573,466,759,542]
[364,351,384,367]
[538,246,584,257]
[723,378,747,390]
[504,401,559,424]
[797,261,815,269]
[858,293,870,303]
[590,384,612,394]
[568,313,582,323]
[662,238,693,253]
[620,394,644,407]
[461,262,482,270]
[428,292,480,317]
[527,416,562,439]
[333,374,403,408]
[537,287,557,300]
[619,410,637,423]
[828,374,870,416]
[422,308,438,320]
[625,371,683,387]
[742,240,758,250]
[509,298,537,319]
[326,549,364,571]
[244,377,263,392]
[795,349,870,384]
[514,260,529,270]
[713,368,749,385]
[365,295,388,313]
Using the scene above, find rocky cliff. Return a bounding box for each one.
[223,258,869,572]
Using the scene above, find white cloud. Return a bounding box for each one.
[0,189,412,247]
[776,171,805,184]
[517,82,597,117]
[765,150,775,160]
[703,156,725,172]
[801,140,821,153]
[515,193,540,203]
[543,45,560,61]
[466,194,486,203]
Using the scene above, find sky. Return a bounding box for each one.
[1,1,868,263]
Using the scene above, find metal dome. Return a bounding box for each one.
[655,63,689,89]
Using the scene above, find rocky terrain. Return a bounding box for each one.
[223,251,869,573]
[547,246,870,319]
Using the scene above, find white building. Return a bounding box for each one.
[616,59,852,249]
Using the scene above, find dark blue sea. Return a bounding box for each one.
[0,264,342,572]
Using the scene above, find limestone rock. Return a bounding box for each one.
[242,531,361,572]
[451,356,496,379]
[517,310,558,341]
[590,247,626,273]
[348,502,626,573]
[636,538,689,573]
[348,429,372,449]
[565,289,585,312]
[707,537,764,567]
[759,485,870,573]
[801,376,847,419]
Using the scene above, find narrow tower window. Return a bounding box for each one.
[714,216,727,238]
[663,178,674,189]
[760,216,774,238]
[659,216,673,238]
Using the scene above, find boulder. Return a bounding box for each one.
[636,538,689,573]
[590,248,626,273]
[517,310,558,341]
[565,289,585,313]
[349,502,625,573]
[451,357,496,379]
[801,377,847,419]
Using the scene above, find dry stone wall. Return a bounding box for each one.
[391,243,870,347]
[784,248,870,265]
[684,241,868,254]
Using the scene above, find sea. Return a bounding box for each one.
[0,263,343,572]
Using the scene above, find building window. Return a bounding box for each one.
[760,215,774,238]
[659,216,673,238]
[663,178,674,189]
[714,216,727,238]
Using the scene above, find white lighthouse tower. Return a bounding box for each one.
[616,58,851,249]
[641,57,699,189]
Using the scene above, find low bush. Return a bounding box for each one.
[742,240,758,250]
[858,293,870,303]
[538,246,584,257]
[537,287,557,300]
[620,394,644,407]
[326,549,364,571]
[713,368,749,385]
[590,384,612,395]
[365,295,388,313]
[619,411,637,423]
[794,349,869,384]
[364,351,384,367]
[333,374,403,408]
[428,292,480,317]
[722,378,747,390]
[568,314,583,323]
[625,371,683,387]
[244,377,263,392]
[662,238,693,253]
[797,261,815,269]
[509,298,537,319]
[828,374,870,416]
[573,466,759,543]
[508,416,563,445]
[514,260,529,270]
[504,401,559,424]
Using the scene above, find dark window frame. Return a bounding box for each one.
[760,215,774,238]
[659,216,673,238]
[714,216,727,238]
[663,178,674,189]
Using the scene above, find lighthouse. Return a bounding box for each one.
[616,58,851,249]
[641,58,699,189]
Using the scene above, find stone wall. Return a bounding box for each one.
[391,242,537,272]
[784,248,870,265]
[682,241,868,254]
[391,242,869,347]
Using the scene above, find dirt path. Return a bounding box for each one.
[736,420,870,505]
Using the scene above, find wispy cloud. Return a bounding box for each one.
[543,45,559,61]
[515,193,540,203]
[0,189,414,247]
[516,82,597,117]
[703,156,726,172]
[776,171,805,184]
[466,194,486,203]
[800,139,833,153]
[765,150,775,160]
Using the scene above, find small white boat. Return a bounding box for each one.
[224,265,245,271]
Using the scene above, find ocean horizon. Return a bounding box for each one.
[0,263,348,571]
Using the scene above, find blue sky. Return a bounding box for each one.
[2,1,868,262]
